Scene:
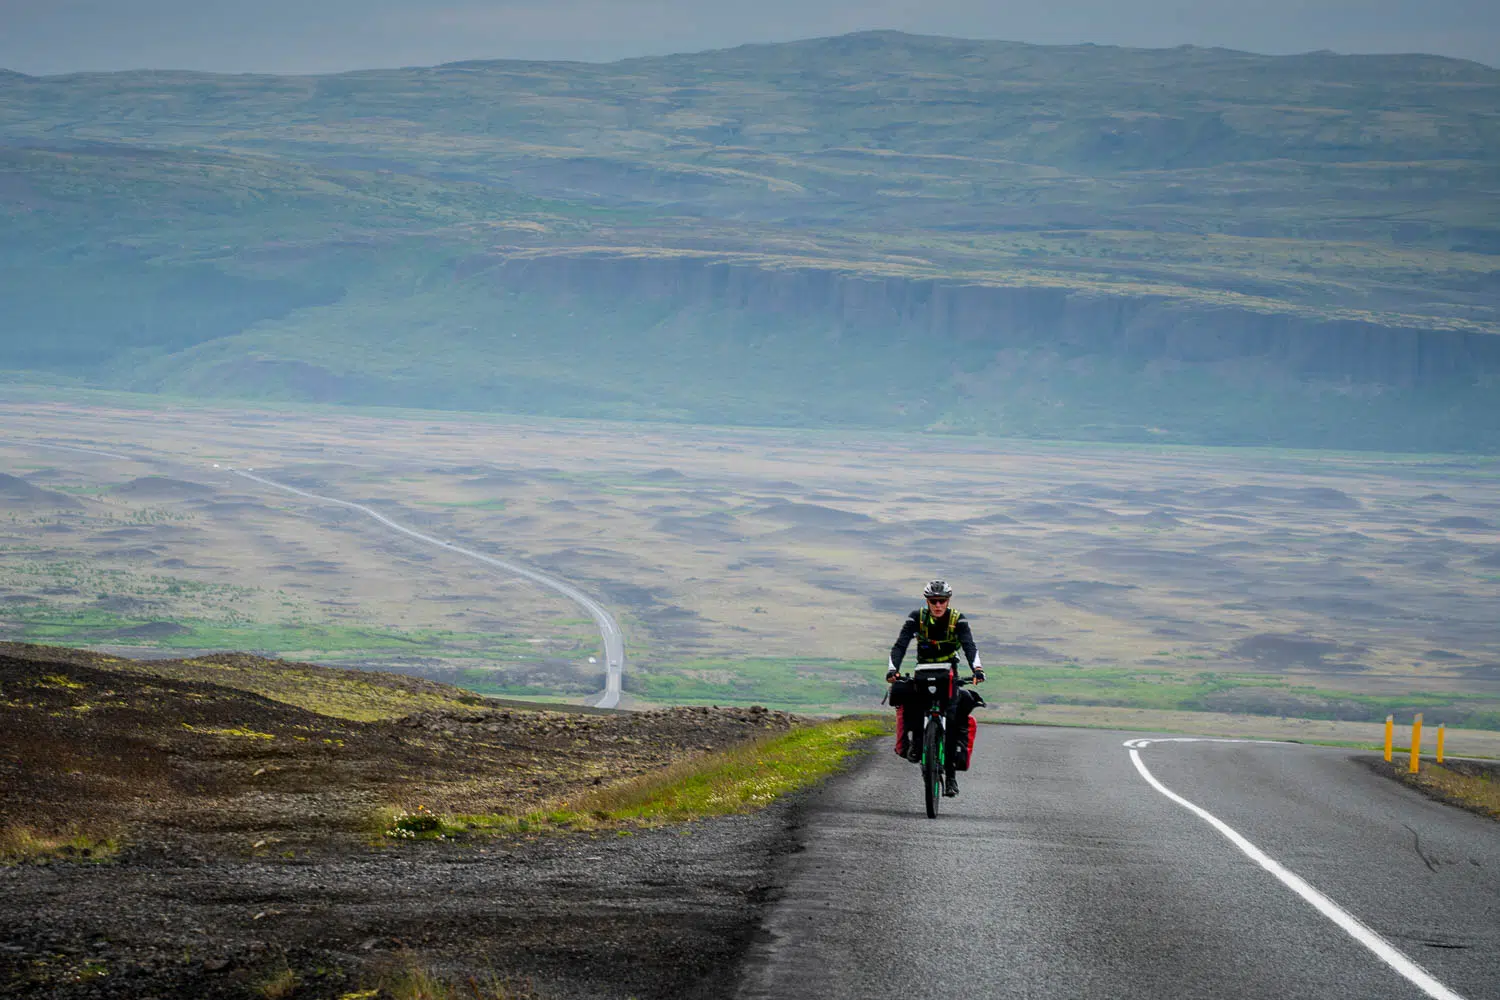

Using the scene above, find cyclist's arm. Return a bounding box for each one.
[887,613,920,675]
[957,617,982,674]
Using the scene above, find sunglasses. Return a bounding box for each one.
[926,597,949,604]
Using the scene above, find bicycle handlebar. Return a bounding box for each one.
[894,672,975,685]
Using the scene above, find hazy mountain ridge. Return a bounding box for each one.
[6,31,1496,230]
[1,31,1497,448]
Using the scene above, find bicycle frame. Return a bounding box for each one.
[912,664,956,818]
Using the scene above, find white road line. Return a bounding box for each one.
[228,468,626,709]
[1126,741,1467,1000]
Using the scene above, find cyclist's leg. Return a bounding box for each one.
[939,679,960,757]
[941,714,959,795]
[942,717,956,767]
[939,676,961,792]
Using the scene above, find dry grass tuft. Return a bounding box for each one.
[384,961,450,1000]
[380,955,537,999]
[257,964,301,999]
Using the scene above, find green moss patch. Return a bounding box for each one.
[636,658,1500,730]
[406,716,887,840]
[0,824,120,865]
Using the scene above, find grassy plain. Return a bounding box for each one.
[2,395,1497,735]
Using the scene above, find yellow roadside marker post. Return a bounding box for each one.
[1384,715,1394,762]
[1436,724,1445,764]
[1409,713,1423,774]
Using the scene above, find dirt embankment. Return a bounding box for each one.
[0,645,810,999]
[1361,755,1500,823]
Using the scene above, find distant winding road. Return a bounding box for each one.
[737,727,1498,1000]
[11,440,626,706]
[226,469,625,708]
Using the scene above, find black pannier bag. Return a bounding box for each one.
[886,676,914,707]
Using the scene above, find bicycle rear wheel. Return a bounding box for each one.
[922,720,942,818]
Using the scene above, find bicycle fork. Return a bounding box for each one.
[923,712,946,767]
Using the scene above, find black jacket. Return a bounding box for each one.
[889,609,979,671]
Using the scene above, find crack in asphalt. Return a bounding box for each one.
[1405,822,1443,873]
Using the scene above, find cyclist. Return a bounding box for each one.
[886,579,984,797]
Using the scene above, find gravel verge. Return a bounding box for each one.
[0,645,854,998]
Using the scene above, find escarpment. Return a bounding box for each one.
[479,249,1500,389]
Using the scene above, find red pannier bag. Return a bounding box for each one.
[951,716,978,771]
[889,678,915,756]
[949,685,984,770]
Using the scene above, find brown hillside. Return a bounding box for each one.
[0,643,797,854]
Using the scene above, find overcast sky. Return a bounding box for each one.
[2,0,1496,75]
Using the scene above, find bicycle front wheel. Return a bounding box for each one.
[922,720,942,818]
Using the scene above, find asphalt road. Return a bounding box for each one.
[227,468,627,708]
[736,726,1499,1000]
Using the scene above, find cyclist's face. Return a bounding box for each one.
[926,597,949,614]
